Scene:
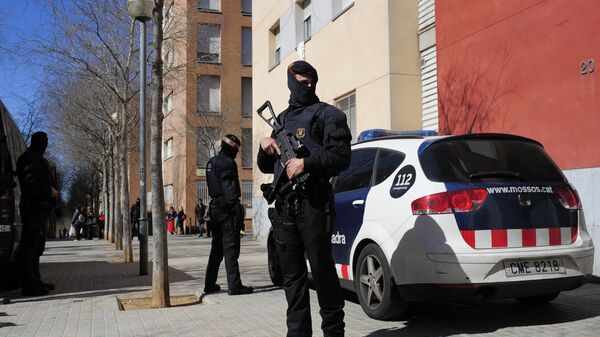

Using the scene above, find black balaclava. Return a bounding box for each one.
[220,134,241,159]
[288,60,319,108]
[30,131,48,155]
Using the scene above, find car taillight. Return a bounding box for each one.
[411,189,488,215]
[553,187,581,210]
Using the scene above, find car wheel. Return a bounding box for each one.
[267,232,283,286]
[517,292,560,304]
[354,243,407,320]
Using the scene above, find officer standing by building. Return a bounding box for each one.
[203,134,253,296]
[257,61,352,337]
[16,131,58,296]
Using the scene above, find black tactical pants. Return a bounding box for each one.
[204,206,242,290]
[17,211,48,291]
[273,196,345,337]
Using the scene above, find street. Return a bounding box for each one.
[0,236,599,337]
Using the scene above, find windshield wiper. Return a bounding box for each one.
[468,170,522,180]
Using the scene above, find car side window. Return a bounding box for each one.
[374,149,405,185]
[333,149,377,194]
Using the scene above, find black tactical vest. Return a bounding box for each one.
[274,102,327,181]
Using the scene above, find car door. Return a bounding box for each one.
[331,148,377,265]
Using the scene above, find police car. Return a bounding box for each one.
[267,130,595,320]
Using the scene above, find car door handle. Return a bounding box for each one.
[352,200,365,207]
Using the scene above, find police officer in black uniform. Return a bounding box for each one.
[16,131,58,296]
[258,61,352,337]
[203,134,253,296]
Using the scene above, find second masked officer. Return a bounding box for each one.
[258,61,352,337]
[203,134,253,296]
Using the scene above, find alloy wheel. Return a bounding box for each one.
[358,254,385,309]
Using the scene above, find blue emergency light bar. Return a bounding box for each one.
[357,129,439,142]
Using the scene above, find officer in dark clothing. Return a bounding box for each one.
[16,132,58,296]
[203,134,253,296]
[257,61,352,337]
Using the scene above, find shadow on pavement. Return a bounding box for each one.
[253,284,282,294]
[365,287,600,336]
[0,261,195,303]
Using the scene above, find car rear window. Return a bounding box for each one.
[419,138,566,183]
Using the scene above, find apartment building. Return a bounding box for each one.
[251,0,424,239]
[130,0,253,230]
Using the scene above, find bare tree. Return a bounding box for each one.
[36,0,140,259]
[150,0,170,308]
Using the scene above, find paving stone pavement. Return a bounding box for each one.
[0,235,599,337]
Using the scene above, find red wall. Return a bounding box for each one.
[436,0,600,170]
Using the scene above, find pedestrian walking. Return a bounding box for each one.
[16,131,59,296]
[71,206,83,240]
[176,206,186,235]
[85,206,95,240]
[203,134,253,296]
[166,206,176,235]
[257,61,352,337]
[98,211,105,238]
[195,198,206,237]
[130,198,141,238]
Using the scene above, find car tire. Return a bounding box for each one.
[517,292,560,304]
[267,232,284,286]
[354,243,408,320]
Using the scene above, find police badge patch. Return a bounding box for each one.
[295,128,306,139]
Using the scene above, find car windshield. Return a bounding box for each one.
[419,138,566,183]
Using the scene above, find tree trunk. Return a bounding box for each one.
[151,0,170,308]
[108,146,115,243]
[120,104,133,262]
[114,137,123,250]
[103,156,109,241]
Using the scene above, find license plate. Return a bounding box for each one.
[503,258,565,277]
[0,225,10,232]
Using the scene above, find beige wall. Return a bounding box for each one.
[252,0,422,203]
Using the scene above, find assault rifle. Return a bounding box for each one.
[257,101,310,204]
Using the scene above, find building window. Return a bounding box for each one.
[163,138,173,159]
[303,16,311,41]
[241,0,252,16]
[197,24,221,63]
[197,75,220,114]
[163,92,173,116]
[242,77,252,117]
[241,128,252,168]
[165,47,174,68]
[242,180,252,207]
[197,127,220,167]
[196,180,209,203]
[242,27,252,66]
[335,92,357,141]
[164,2,174,27]
[270,23,280,68]
[333,0,354,19]
[275,47,281,66]
[198,0,220,12]
[164,185,173,205]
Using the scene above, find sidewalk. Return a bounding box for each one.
[0,236,398,337]
[1,236,599,337]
